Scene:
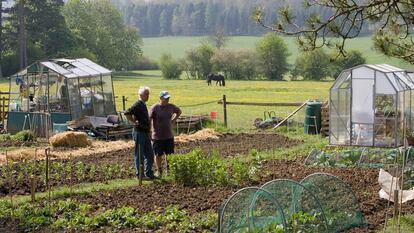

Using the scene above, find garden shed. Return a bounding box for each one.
[330,64,414,147]
[7,58,116,134]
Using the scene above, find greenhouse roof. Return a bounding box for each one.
[11,58,111,79]
[365,64,404,73]
[333,64,414,91]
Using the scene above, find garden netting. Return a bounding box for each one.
[305,147,414,169]
[218,173,364,233]
[304,147,414,190]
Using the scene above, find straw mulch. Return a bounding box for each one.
[49,132,91,148]
[0,140,134,164]
[175,128,221,143]
[0,128,221,163]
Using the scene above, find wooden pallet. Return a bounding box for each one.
[320,101,329,136]
[175,114,208,130]
[0,92,9,131]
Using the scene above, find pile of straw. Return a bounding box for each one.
[49,132,91,148]
[175,128,222,143]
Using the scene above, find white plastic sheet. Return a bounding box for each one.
[378,169,414,203]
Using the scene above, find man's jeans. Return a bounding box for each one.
[132,128,154,178]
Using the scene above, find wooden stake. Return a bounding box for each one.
[393,189,399,218]
[70,155,73,197]
[273,100,309,130]
[5,151,13,217]
[30,175,36,203]
[45,148,50,205]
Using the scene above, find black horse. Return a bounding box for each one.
[207,73,225,86]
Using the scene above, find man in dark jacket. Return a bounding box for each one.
[125,86,156,179]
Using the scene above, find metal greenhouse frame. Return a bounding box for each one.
[330,64,414,147]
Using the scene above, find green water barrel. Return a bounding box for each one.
[304,100,322,134]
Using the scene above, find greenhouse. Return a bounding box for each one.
[330,64,414,147]
[7,58,116,134]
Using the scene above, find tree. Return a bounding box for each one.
[184,44,215,79]
[331,50,366,78]
[63,0,142,70]
[25,0,76,56]
[207,29,230,49]
[255,0,414,64]
[0,0,10,78]
[293,49,331,80]
[1,0,76,75]
[159,53,182,79]
[256,32,290,80]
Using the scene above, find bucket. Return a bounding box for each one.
[210,111,218,119]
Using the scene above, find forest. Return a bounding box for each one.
[113,0,372,37]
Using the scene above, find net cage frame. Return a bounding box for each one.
[329,64,414,148]
[218,186,287,233]
[300,173,365,232]
[260,179,329,232]
[219,174,365,233]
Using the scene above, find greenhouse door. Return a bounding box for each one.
[351,78,374,146]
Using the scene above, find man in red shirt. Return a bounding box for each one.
[150,91,182,177]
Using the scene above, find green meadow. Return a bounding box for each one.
[112,70,331,129]
[143,36,414,69]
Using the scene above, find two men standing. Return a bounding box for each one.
[125,87,181,179]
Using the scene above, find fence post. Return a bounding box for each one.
[122,96,126,111]
[223,95,227,127]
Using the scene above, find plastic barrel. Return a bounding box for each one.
[304,100,322,134]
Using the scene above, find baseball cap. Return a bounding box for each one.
[160,90,170,99]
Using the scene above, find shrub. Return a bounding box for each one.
[212,49,258,80]
[293,49,331,80]
[129,56,159,70]
[169,150,228,186]
[159,53,183,79]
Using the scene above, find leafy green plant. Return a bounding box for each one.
[12,130,34,141]
[169,150,229,186]
[0,133,11,141]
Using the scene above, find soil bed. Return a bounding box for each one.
[71,158,414,233]
[0,133,299,196]
[175,132,302,157]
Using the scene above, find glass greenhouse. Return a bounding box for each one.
[330,64,414,147]
[7,58,116,133]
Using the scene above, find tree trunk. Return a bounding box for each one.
[18,0,27,69]
[0,0,3,78]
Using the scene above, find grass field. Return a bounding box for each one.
[113,70,331,129]
[0,71,330,129]
[143,36,414,69]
